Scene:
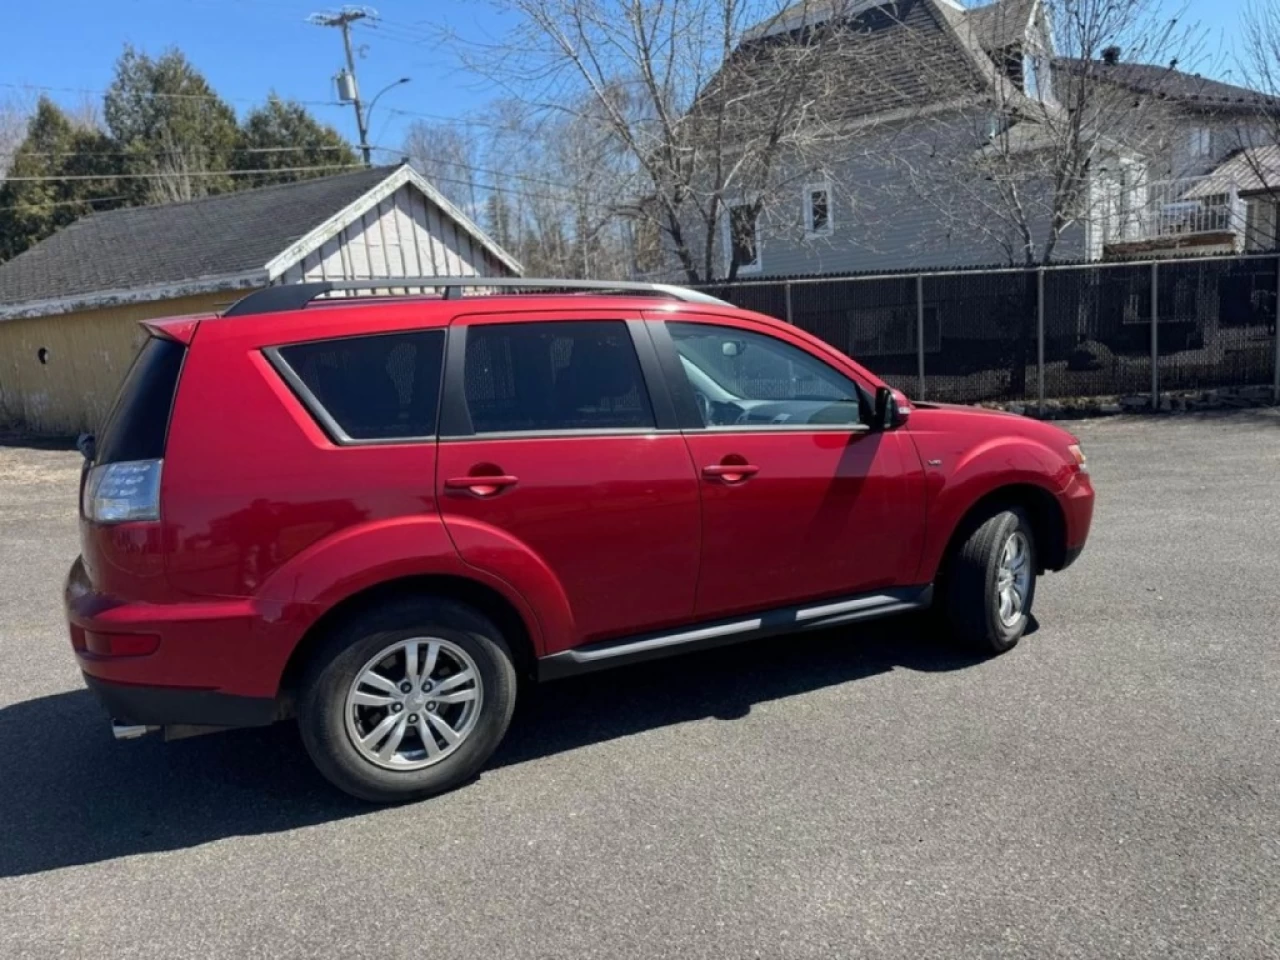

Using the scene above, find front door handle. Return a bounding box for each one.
[444,474,519,497]
[702,463,759,483]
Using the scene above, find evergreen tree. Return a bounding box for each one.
[0,97,122,261]
[236,95,358,187]
[104,45,239,203]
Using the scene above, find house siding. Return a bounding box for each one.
[0,290,242,437]
[686,112,1089,281]
[1147,109,1272,181]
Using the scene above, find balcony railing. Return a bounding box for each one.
[1121,175,1248,245]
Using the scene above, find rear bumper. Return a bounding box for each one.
[65,556,299,710]
[82,673,277,728]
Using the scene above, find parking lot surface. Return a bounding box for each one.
[1,411,1277,959]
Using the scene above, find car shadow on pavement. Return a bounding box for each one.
[0,614,1014,878]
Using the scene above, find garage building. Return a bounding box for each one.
[0,163,521,436]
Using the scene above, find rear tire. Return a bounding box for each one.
[297,597,517,803]
[942,508,1037,655]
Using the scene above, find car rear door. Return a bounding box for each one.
[648,313,925,622]
[435,311,701,651]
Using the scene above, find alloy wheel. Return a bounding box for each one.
[344,637,484,771]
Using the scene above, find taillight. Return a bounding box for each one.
[82,459,163,523]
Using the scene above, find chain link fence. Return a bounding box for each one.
[700,252,1280,407]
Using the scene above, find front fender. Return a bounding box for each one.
[917,435,1073,580]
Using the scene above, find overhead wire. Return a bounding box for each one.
[2,163,363,182]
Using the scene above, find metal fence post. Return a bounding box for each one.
[916,274,926,399]
[784,281,793,325]
[1037,268,1046,416]
[1151,261,1160,409]
[1274,255,1280,404]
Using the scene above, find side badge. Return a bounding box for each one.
[927,459,942,467]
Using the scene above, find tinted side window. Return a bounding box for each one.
[463,321,654,434]
[277,330,445,441]
[668,322,865,428]
[96,336,186,464]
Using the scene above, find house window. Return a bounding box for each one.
[1188,127,1211,157]
[804,183,832,237]
[726,203,761,274]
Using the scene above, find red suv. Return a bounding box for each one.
[66,279,1093,802]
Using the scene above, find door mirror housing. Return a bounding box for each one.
[872,386,909,430]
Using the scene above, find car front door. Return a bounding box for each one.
[650,315,924,622]
[435,313,701,652]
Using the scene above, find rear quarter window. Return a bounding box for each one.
[273,330,445,442]
[94,335,187,465]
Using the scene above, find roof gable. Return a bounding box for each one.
[726,0,1006,124]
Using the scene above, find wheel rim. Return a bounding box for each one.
[344,637,484,771]
[994,531,1032,628]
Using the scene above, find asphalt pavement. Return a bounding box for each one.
[1,411,1277,959]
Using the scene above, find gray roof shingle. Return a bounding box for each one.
[1053,59,1280,111]
[723,0,994,124]
[0,165,396,307]
[967,0,1036,52]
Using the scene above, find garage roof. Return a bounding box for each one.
[0,163,521,320]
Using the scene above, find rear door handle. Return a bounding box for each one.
[702,464,759,483]
[444,475,519,497]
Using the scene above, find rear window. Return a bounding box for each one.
[95,336,186,465]
[274,330,445,442]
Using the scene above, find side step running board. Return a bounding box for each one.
[537,585,932,680]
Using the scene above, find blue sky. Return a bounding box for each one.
[4,0,1259,162]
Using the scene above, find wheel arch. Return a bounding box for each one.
[278,574,539,702]
[935,483,1068,583]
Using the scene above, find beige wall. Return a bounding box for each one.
[0,290,244,437]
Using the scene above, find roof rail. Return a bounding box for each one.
[220,276,730,317]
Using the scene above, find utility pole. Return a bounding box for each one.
[309,7,375,166]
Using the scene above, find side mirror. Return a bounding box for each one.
[872,386,909,430]
[873,386,894,430]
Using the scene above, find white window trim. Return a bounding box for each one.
[803,181,834,239]
[722,199,762,276]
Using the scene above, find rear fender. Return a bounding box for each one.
[252,515,562,685]
[438,515,577,655]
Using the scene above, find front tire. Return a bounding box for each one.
[297,597,518,803]
[943,508,1037,654]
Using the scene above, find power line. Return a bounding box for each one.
[0,195,128,214]
[4,137,627,198]
[2,163,362,182]
[0,82,343,110]
[0,145,356,159]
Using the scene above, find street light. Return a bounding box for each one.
[363,77,411,164]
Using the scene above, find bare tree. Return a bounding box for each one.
[477,102,637,278]
[0,95,34,180]
[1243,0,1280,126]
[1238,0,1280,251]
[458,0,888,282]
[402,120,484,215]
